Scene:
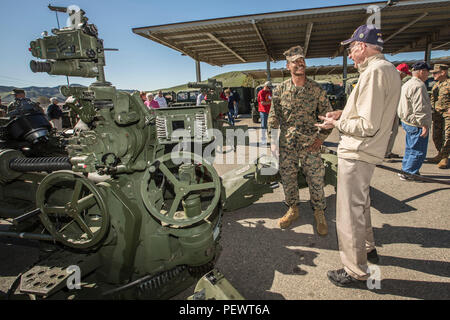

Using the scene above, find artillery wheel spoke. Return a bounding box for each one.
[71,180,83,204]
[73,215,94,239]
[45,206,66,214]
[77,194,96,212]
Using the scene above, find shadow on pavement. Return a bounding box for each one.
[401,187,450,202]
[370,187,416,214]
[217,217,323,300]
[379,255,450,278]
[374,279,450,300]
[218,196,338,299]
[374,223,450,249]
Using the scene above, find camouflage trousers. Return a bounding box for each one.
[432,110,450,157]
[279,147,326,210]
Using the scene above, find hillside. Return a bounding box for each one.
[0,85,134,104]
[0,85,66,103]
[161,71,250,92]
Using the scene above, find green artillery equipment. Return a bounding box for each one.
[1,5,241,300]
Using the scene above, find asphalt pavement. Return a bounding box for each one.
[1,115,449,300]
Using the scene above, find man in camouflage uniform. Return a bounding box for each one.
[429,64,449,169]
[6,88,42,117]
[268,45,333,235]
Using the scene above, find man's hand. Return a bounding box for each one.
[307,138,324,152]
[420,126,428,138]
[325,110,343,120]
[270,142,279,158]
[315,114,337,130]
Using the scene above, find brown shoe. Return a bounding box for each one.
[314,209,328,236]
[429,153,443,164]
[278,206,299,229]
[438,157,448,169]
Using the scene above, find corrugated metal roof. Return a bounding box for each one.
[132,0,450,66]
[243,57,450,79]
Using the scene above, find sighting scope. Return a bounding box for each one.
[29,6,109,83]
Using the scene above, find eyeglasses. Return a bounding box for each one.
[348,42,365,53]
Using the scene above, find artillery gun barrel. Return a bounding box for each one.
[48,5,68,13]
[48,4,85,15]
[9,157,72,172]
[187,82,216,89]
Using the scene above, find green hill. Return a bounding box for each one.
[0,85,67,104]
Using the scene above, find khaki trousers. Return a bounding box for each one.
[337,158,376,280]
[50,118,63,131]
[385,114,399,156]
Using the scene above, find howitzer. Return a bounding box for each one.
[1,6,243,300]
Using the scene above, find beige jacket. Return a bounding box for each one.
[397,77,432,128]
[336,54,401,164]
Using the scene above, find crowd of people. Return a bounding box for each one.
[140,90,168,109]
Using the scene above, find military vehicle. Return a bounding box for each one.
[0,5,338,300]
[316,80,346,110]
[171,90,200,107]
[345,77,359,96]
[425,76,437,95]
[162,91,176,105]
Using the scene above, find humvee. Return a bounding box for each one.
[171,89,200,107]
[316,80,346,110]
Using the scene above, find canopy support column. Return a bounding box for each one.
[425,38,432,65]
[266,57,271,82]
[195,60,201,82]
[342,49,348,90]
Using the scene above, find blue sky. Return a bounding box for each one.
[0,0,448,91]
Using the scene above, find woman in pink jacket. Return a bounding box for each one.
[145,93,160,109]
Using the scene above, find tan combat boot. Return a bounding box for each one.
[438,157,448,169]
[429,153,443,164]
[314,209,328,236]
[278,206,299,229]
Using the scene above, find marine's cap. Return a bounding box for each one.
[341,24,384,47]
[396,63,411,76]
[411,61,431,71]
[283,45,305,62]
[264,81,272,87]
[11,88,25,95]
[430,64,449,73]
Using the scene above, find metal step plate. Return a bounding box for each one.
[19,249,100,297]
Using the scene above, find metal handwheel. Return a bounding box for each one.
[141,152,221,227]
[36,170,109,249]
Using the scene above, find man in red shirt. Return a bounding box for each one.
[257,81,272,144]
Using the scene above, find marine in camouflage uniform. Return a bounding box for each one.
[429,64,450,169]
[268,45,333,234]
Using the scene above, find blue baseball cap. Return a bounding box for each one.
[341,24,384,47]
[411,61,431,71]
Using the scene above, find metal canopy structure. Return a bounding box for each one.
[243,56,450,79]
[133,0,450,67]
